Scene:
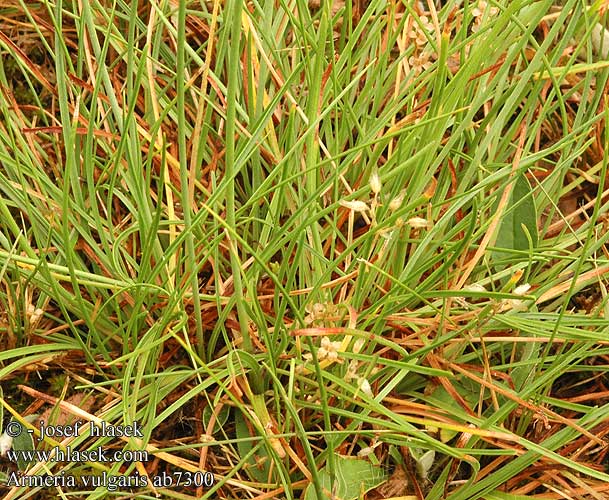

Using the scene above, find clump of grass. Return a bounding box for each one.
[1,0,609,498]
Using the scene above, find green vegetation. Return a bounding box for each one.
[1,0,609,498]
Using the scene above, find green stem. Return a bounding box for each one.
[177,0,205,359]
[226,0,253,352]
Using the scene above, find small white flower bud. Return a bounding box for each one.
[407,217,430,229]
[513,284,531,296]
[30,308,44,323]
[358,377,373,398]
[0,433,13,456]
[347,359,359,374]
[339,200,369,212]
[369,171,381,195]
[389,192,405,211]
[353,338,365,353]
[357,447,374,457]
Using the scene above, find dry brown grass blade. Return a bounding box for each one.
[444,362,607,447]
[0,30,54,94]
[536,264,609,304]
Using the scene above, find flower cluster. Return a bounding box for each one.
[302,336,343,364]
[407,14,436,75]
[407,15,434,47]
[317,336,342,362]
[471,1,500,32]
[345,359,373,398]
[304,302,338,326]
[26,304,44,324]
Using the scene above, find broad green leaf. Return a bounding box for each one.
[304,455,386,500]
[511,307,541,391]
[235,411,271,483]
[227,350,266,395]
[202,405,230,434]
[426,378,480,443]
[493,174,538,263]
[485,492,539,500]
[411,448,435,480]
[10,419,35,470]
